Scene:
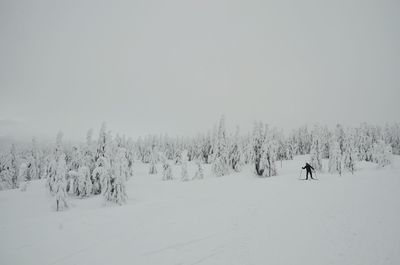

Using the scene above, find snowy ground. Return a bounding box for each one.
[1,155,399,265]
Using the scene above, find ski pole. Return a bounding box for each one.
[299,168,303,179]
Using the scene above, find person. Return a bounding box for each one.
[302,163,315,180]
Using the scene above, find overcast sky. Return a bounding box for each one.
[1,0,399,140]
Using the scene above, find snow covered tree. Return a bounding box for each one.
[9,143,19,189]
[181,150,189,181]
[0,146,19,190]
[0,153,13,190]
[55,154,68,211]
[70,166,92,198]
[286,136,296,160]
[310,126,323,171]
[125,138,135,178]
[193,159,204,180]
[260,130,278,177]
[356,123,374,162]
[46,132,65,194]
[27,138,40,180]
[372,140,392,167]
[211,116,230,177]
[252,123,277,177]
[343,129,357,174]
[83,129,95,172]
[160,154,173,181]
[148,146,158,175]
[55,131,64,158]
[92,156,110,195]
[252,122,267,176]
[162,160,173,180]
[18,162,28,182]
[95,122,108,161]
[228,126,243,172]
[69,146,83,172]
[105,148,128,204]
[45,155,58,194]
[334,124,345,155]
[328,140,342,175]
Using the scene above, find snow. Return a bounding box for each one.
[1,155,400,265]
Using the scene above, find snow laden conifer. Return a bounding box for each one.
[160,153,173,181]
[211,116,230,177]
[95,122,107,161]
[9,143,19,189]
[0,144,20,190]
[310,126,323,171]
[106,148,128,204]
[92,156,110,195]
[0,153,14,190]
[46,131,65,194]
[125,138,135,178]
[46,155,58,194]
[343,129,357,174]
[252,122,277,177]
[372,140,392,167]
[27,138,40,180]
[148,146,158,175]
[55,131,64,158]
[252,122,267,176]
[18,162,29,191]
[83,128,95,172]
[228,126,243,172]
[55,153,68,211]
[193,159,204,180]
[260,128,278,177]
[181,150,189,181]
[328,140,342,175]
[69,166,92,198]
[286,135,296,160]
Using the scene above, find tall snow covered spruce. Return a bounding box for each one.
[211,116,230,177]
[328,140,342,175]
[69,166,92,198]
[260,129,278,177]
[55,154,68,211]
[252,122,277,177]
[228,126,243,172]
[310,126,323,171]
[101,148,128,205]
[343,129,357,174]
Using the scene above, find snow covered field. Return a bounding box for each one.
[1,155,399,265]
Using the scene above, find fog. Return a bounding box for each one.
[1,0,399,140]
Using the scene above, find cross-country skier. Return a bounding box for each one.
[302,163,315,180]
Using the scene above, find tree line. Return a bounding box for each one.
[0,118,398,209]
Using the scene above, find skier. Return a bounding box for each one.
[302,163,315,180]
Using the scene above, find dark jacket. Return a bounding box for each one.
[302,163,314,172]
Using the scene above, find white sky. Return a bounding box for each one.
[1,0,399,140]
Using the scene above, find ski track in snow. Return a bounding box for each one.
[142,233,218,257]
